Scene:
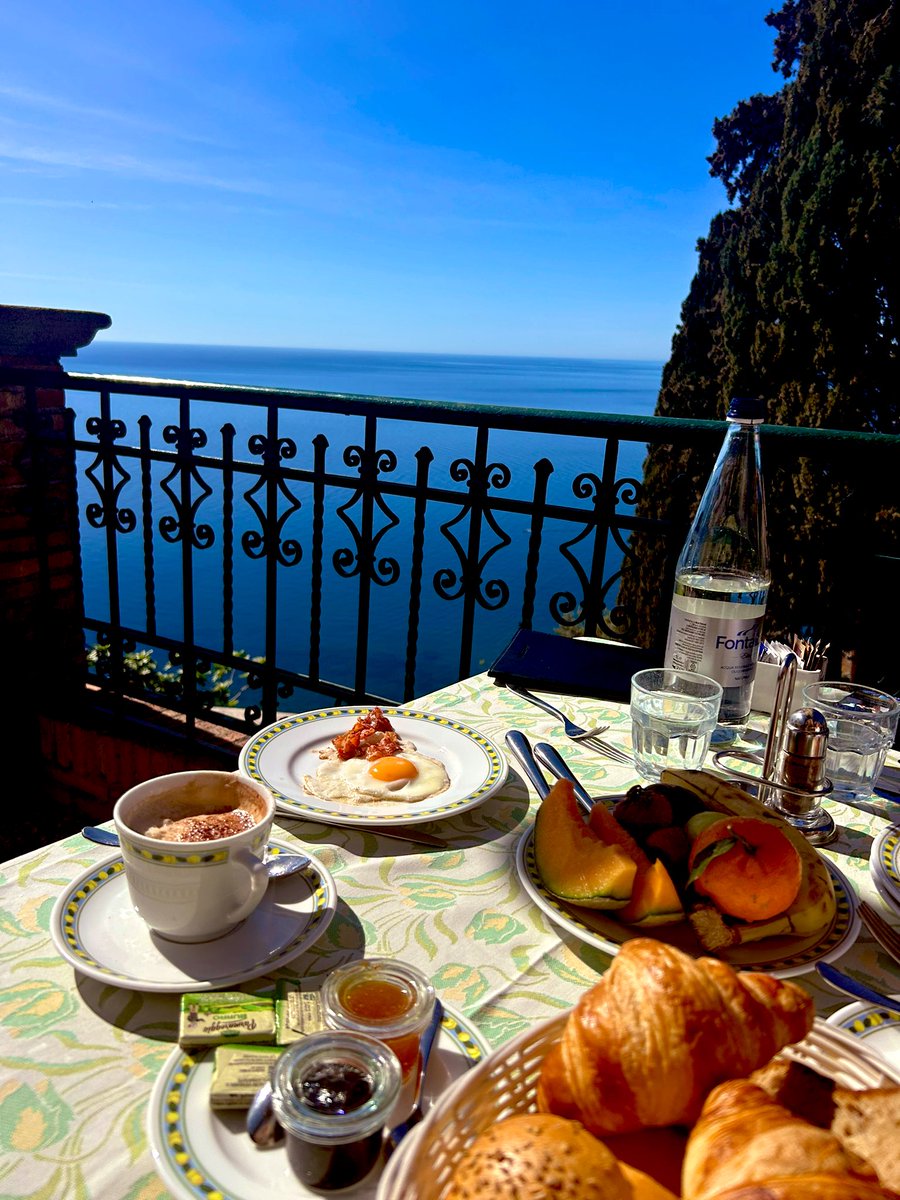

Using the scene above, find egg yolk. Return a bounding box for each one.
[368,755,419,781]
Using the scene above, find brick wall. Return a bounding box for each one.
[0,305,252,859]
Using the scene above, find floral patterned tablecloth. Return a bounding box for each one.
[2,674,899,1199]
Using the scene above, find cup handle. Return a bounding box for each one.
[225,847,269,925]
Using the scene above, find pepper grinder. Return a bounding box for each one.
[768,706,836,845]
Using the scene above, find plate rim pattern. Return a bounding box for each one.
[238,706,506,824]
[50,842,337,990]
[149,1004,487,1200]
[516,826,858,977]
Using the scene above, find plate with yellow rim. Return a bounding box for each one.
[515,826,860,979]
[49,841,337,992]
[238,706,507,826]
[827,997,900,1076]
[147,1004,488,1200]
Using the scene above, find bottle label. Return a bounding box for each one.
[665,604,764,687]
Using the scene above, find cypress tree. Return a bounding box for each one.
[619,0,899,684]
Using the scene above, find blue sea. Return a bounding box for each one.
[71,343,663,704]
[76,341,662,414]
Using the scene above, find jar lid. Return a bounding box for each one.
[271,1031,401,1143]
[321,957,435,1039]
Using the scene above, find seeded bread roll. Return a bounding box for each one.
[442,1113,631,1200]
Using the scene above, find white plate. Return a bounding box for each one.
[238,706,507,826]
[50,842,337,992]
[871,861,900,915]
[870,825,900,907]
[147,1004,487,1200]
[515,827,859,978]
[827,997,900,1077]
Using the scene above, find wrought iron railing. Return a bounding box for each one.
[9,365,899,736]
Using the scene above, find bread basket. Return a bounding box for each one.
[378,1012,900,1200]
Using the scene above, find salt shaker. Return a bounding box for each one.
[769,706,836,844]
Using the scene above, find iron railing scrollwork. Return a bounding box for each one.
[3,363,896,737]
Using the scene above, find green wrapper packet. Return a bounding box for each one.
[209,1044,284,1109]
[179,991,276,1046]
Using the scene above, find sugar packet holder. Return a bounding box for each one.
[750,660,823,715]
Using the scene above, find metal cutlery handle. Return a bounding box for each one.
[816,961,900,1016]
[533,742,594,815]
[504,731,551,799]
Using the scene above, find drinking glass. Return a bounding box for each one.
[802,681,900,800]
[630,668,723,781]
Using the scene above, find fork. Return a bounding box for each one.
[780,1019,896,1088]
[503,684,633,765]
[503,684,612,743]
[859,901,900,967]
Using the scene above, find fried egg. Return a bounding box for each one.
[303,743,450,805]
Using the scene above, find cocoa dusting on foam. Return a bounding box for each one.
[144,808,256,843]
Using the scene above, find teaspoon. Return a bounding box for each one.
[80,826,310,878]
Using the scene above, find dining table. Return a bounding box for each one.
[2,671,899,1200]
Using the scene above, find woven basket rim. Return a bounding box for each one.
[378,1012,899,1200]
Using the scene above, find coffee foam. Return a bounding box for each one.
[123,775,269,841]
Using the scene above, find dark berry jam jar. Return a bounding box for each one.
[270,1031,401,1191]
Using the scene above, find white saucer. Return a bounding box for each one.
[147,1004,487,1200]
[50,842,337,992]
[827,998,900,1077]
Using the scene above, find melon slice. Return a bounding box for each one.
[533,781,636,909]
[589,803,684,926]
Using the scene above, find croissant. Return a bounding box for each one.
[536,937,813,1135]
[682,1078,893,1199]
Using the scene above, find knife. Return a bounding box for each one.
[363,825,446,848]
[83,820,445,851]
[816,961,900,1016]
[504,730,551,799]
[533,742,594,815]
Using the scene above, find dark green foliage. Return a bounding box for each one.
[619,0,899,683]
[86,644,251,708]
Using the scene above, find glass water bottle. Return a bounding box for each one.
[664,396,770,725]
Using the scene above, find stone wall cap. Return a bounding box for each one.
[0,304,111,359]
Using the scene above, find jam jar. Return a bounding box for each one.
[270,1031,401,1191]
[321,958,436,1081]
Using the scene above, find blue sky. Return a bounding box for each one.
[1,1,779,358]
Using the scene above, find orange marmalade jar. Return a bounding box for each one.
[321,958,435,1080]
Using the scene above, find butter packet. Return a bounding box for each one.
[179,991,276,1047]
[209,1044,283,1110]
[275,978,327,1045]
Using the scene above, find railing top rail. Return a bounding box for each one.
[2,364,898,450]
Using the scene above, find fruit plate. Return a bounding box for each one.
[238,707,507,826]
[515,827,859,978]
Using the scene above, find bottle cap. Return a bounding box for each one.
[727,396,766,422]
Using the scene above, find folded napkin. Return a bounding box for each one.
[488,628,654,703]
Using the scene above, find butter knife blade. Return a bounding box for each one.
[361,825,446,847]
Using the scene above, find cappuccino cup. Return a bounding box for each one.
[113,770,276,943]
